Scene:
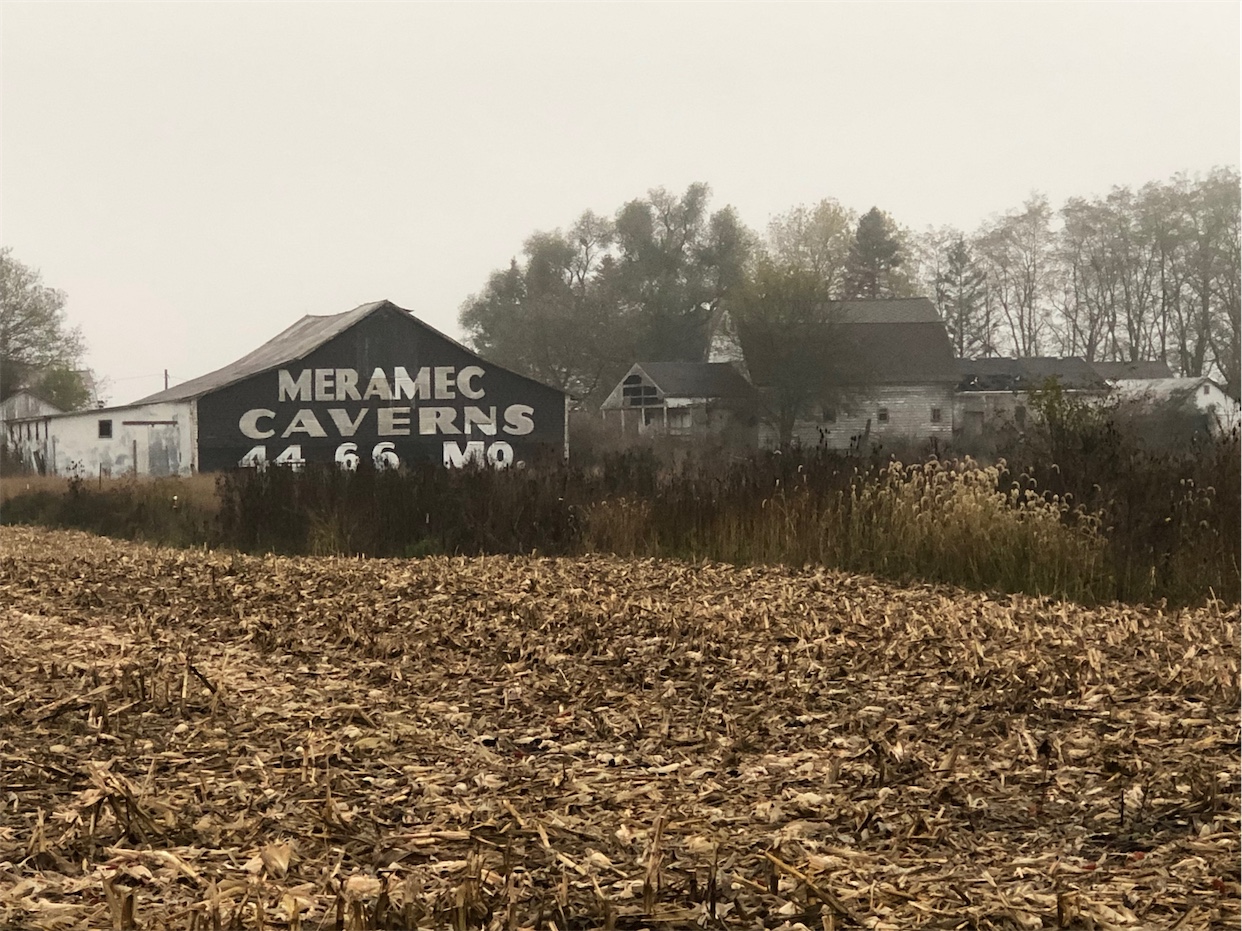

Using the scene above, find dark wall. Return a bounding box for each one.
[197,306,565,471]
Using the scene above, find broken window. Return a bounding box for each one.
[98,419,113,439]
[621,374,660,407]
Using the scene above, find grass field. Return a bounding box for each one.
[0,526,1237,930]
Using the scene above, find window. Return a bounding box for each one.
[930,408,942,423]
[821,407,837,423]
[877,408,889,424]
[98,419,113,438]
[1203,384,1211,395]
[1014,405,1027,428]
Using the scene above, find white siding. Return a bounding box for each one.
[761,384,955,450]
[45,401,197,477]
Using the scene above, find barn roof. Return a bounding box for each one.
[956,356,1107,392]
[1090,360,1175,381]
[135,301,566,404]
[740,297,959,387]
[636,362,757,399]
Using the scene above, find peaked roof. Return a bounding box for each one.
[132,300,569,404]
[957,356,1107,392]
[739,297,959,387]
[636,362,757,399]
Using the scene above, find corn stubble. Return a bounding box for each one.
[0,526,1237,930]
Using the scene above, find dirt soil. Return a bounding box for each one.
[0,526,1237,930]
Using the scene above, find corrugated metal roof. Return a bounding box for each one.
[636,362,757,399]
[134,301,392,403]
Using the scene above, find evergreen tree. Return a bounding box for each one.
[935,236,991,357]
[843,207,911,299]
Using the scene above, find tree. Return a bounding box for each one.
[728,256,855,446]
[608,183,754,362]
[934,234,992,358]
[459,212,621,405]
[0,248,90,405]
[766,199,856,295]
[843,207,915,299]
[977,195,1056,356]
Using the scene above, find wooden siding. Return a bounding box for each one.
[761,384,956,450]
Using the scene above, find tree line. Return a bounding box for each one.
[460,168,1240,404]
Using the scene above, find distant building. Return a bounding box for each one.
[599,361,759,443]
[743,298,958,450]
[954,357,1108,440]
[15,300,568,477]
[1112,376,1240,446]
[600,298,959,451]
[1,390,65,473]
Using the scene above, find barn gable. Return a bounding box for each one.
[139,301,568,471]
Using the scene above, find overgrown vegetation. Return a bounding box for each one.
[4,402,1237,605]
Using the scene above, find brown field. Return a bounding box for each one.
[0,526,1237,930]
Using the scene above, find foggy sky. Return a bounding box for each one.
[3,2,1238,404]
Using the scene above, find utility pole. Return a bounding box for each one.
[164,369,169,391]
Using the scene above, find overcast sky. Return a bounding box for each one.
[3,2,1238,404]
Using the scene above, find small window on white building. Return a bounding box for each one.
[821,407,837,423]
[1015,405,1027,428]
[930,408,942,423]
[877,408,889,424]
[98,419,113,438]
[1203,384,1211,395]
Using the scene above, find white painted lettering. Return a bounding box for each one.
[487,442,514,468]
[434,366,456,400]
[314,369,335,401]
[419,407,461,435]
[377,407,412,436]
[503,404,535,436]
[463,406,497,436]
[393,366,432,400]
[336,368,360,401]
[328,408,368,437]
[281,409,327,438]
[443,440,487,468]
[278,370,312,402]
[240,409,276,439]
[362,368,392,400]
[457,366,485,400]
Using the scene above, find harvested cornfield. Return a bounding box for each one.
[0,527,1237,931]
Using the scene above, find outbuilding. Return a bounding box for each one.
[25,300,569,476]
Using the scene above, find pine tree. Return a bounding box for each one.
[935,236,991,357]
[843,207,910,299]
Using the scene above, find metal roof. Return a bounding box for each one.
[135,301,403,403]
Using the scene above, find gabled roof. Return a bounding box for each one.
[134,300,567,404]
[636,362,757,399]
[740,297,959,387]
[1090,360,1175,381]
[957,357,1107,392]
[136,301,389,403]
[1112,376,1229,405]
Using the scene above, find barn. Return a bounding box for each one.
[24,300,568,477]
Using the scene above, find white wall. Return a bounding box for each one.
[46,401,197,477]
[761,384,955,450]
